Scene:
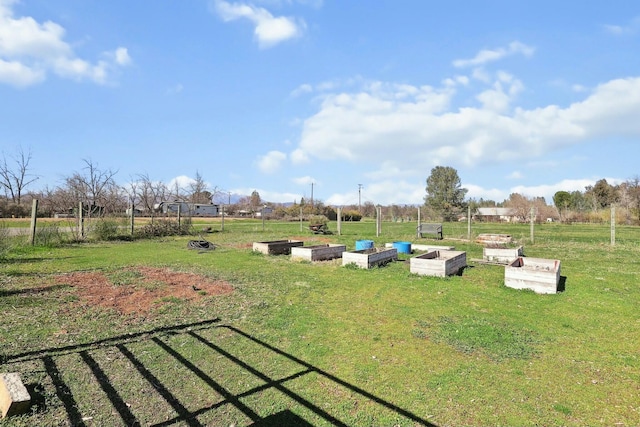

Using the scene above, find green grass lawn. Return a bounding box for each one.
[1,220,639,426]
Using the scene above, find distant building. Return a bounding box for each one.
[475,207,517,222]
[155,202,220,217]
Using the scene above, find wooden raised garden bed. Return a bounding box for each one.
[252,240,304,255]
[291,244,346,262]
[410,250,467,277]
[505,257,561,294]
[475,234,512,246]
[483,246,523,264]
[342,247,398,269]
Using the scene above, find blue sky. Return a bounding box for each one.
[1,0,639,206]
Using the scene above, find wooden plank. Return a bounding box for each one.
[1,373,31,418]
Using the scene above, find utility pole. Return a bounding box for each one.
[358,184,363,212]
[311,182,314,210]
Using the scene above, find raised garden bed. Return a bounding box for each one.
[252,240,304,255]
[483,246,523,264]
[342,247,398,269]
[475,234,512,246]
[505,257,561,294]
[410,250,467,277]
[291,244,346,262]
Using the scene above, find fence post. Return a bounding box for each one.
[29,199,38,245]
[337,207,342,236]
[130,202,135,236]
[467,205,471,241]
[78,201,84,239]
[611,205,616,246]
[530,206,535,244]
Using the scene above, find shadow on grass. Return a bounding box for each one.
[0,256,78,265]
[3,319,437,427]
[558,275,567,292]
[0,283,72,297]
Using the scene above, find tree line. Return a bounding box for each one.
[2,148,639,224]
[0,150,365,221]
[424,166,640,224]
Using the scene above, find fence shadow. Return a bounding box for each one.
[0,283,72,298]
[3,319,437,427]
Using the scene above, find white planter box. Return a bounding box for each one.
[483,246,523,264]
[505,257,561,294]
[252,240,304,255]
[291,244,346,261]
[410,250,467,277]
[342,248,398,269]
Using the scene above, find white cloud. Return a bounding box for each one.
[212,0,305,48]
[166,83,184,95]
[231,187,302,203]
[257,150,287,173]
[510,178,598,203]
[293,76,640,178]
[0,1,130,87]
[0,58,44,87]
[325,179,424,206]
[292,175,315,185]
[453,41,535,68]
[290,83,312,97]
[290,147,309,164]
[464,184,507,202]
[465,178,618,204]
[112,47,132,66]
[507,171,523,180]
[168,175,196,190]
[603,17,640,35]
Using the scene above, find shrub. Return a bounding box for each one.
[0,223,10,258]
[341,210,362,221]
[135,219,193,238]
[33,223,66,247]
[92,218,122,241]
[308,215,328,226]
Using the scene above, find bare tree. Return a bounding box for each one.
[188,171,213,204]
[169,178,186,202]
[63,159,119,217]
[0,147,39,205]
[625,176,640,224]
[504,193,531,222]
[134,173,168,217]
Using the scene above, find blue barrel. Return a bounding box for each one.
[392,241,412,254]
[355,240,374,250]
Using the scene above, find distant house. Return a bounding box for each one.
[55,203,105,218]
[155,202,220,217]
[255,207,273,217]
[475,207,517,222]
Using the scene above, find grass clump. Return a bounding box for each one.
[91,217,124,241]
[33,223,66,247]
[0,222,11,258]
[415,316,541,361]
